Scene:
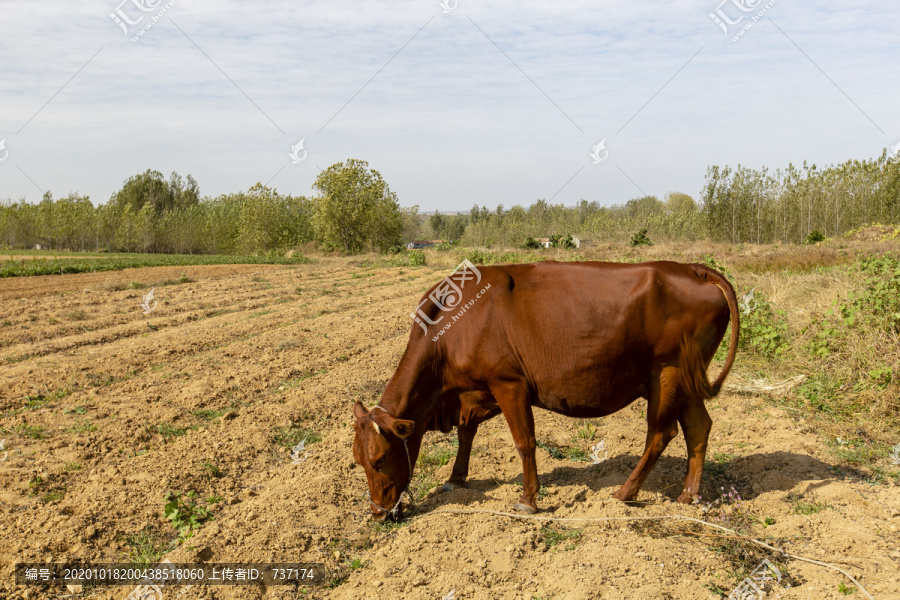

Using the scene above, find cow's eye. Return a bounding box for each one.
[372,455,385,471]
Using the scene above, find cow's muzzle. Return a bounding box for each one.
[372,502,404,523]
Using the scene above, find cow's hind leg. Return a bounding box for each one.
[676,398,712,504]
[443,421,479,491]
[612,367,681,502]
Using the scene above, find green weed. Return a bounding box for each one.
[163,491,214,541]
[789,495,829,515]
[539,524,583,551]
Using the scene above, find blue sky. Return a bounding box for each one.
[1,0,898,212]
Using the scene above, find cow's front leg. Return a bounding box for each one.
[492,382,538,513]
[443,421,479,491]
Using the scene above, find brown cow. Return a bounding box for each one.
[352,260,738,521]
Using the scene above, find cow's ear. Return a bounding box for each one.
[390,419,415,440]
[353,401,368,420]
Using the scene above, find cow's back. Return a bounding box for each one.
[442,261,730,417]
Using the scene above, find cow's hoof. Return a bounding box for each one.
[514,502,537,514]
[611,490,635,502]
[676,492,700,505]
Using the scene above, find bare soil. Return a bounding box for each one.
[1,258,899,600]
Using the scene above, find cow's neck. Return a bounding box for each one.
[378,345,444,432]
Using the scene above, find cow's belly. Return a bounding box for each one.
[531,370,648,418]
[531,350,652,418]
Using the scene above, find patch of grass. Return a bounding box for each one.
[155,422,192,440]
[0,252,301,278]
[206,494,224,504]
[828,437,889,468]
[24,384,76,409]
[277,339,302,351]
[65,419,97,434]
[536,439,587,461]
[129,281,146,289]
[703,582,728,597]
[64,405,88,415]
[87,372,131,387]
[201,460,223,478]
[789,495,829,515]
[539,524,583,551]
[192,408,226,422]
[28,475,44,493]
[348,557,365,570]
[120,527,170,568]
[417,446,456,469]
[41,490,65,503]
[60,462,83,472]
[17,423,46,439]
[370,520,411,533]
[575,419,597,440]
[273,427,321,450]
[838,582,857,595]
[64,310,89,321]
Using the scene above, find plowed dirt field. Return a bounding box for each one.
[1,259,898,600]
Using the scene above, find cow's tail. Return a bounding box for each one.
[679,332,714,402]
[680,265,740,401]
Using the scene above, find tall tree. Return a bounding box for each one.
[312,159,402,253]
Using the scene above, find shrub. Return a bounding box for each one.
[550,234,576,249]
[738,289,789,358]
[387,250,426,267]
[629,228,652,247]
[521,237,541,250]
[803,230,825,244]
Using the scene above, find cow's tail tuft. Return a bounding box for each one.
[679,332,714,402]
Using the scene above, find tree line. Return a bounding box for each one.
[2,151,898,254]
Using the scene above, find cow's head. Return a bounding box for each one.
[352,402,416,522]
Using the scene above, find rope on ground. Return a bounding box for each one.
[413,508,873,600]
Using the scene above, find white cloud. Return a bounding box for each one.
[0,0,897,210]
